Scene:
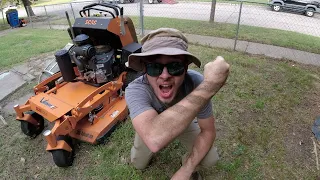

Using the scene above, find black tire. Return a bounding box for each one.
[52,150,73,167]
[157,0,162,2]
[129,0,134,2]
[123,69,141,90]
[305,8,315,17]
[51,135,74,167]
[148,0,154,4]
[272,3,282,12]
[20,111,44,138]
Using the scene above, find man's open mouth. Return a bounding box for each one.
[159,85,173,98]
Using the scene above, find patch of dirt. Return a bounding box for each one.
[283,79,320,177]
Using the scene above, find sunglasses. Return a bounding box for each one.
[145,62,186,77]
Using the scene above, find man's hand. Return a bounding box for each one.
[171,166,193,180]
[201,56,230,97]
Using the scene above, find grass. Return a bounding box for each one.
[0,28,70,71]
[130,16,320,54]
[48,15,320,54]
[0,28,320,179]
[32,0,74,7]
[0,17,10,31]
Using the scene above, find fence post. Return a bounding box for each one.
[234,0,243,51]
[44,6,52,29]
[139,0,144,36]
[70,3,76,20]
[26,7,33,28]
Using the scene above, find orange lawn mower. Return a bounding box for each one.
[13,3,141,167]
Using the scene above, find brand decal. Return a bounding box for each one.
[40,97,57,109]
[85,20,97,25]
[76,130,93,139]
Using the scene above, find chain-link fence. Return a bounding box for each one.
[1,0,319,50]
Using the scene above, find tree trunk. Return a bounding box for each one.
[209,0,216,23]
[21,0,35,16]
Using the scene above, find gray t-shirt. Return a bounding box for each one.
[125,69,213,120]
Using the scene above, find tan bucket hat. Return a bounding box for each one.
[128,28,201,71]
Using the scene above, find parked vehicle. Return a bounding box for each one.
[148,0,162,4]
[269,0,320,17]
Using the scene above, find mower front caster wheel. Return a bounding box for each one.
[20,112,44,138]
[51,135,74,167]
[52,149,74,167]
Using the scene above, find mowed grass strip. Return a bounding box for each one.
[49,15,320,54]
[130,16,320,54]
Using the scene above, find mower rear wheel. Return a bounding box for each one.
[51,135,74,167]
[20,111,44,138]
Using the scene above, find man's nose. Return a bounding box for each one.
[159,67,171,79]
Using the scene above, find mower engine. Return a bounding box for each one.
[68,34,123,85]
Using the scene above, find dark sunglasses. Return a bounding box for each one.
[145,62,186,77]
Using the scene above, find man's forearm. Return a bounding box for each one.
[148,81,219,151]
[181,130,215,173]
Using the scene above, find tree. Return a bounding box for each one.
[0,0,35,16]
[209,0,217,23]
[21,0,35,16]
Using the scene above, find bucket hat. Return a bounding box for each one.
[128,28,201,71]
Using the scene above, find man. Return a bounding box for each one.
[125,28,230,179]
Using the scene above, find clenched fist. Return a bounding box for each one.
[201,56,230,96]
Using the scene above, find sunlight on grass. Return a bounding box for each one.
[0,28,70,70]
[130,16,320,54]
[47,15,320,54]
[32,0,73,7]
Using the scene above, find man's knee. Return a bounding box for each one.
[200,146,219,168]
[131,145,153,170]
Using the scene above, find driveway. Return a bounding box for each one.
[2,1,320,37]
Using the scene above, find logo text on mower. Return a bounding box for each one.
[85,20,97,25]
[76,130,93,139]
[40,97,57,109]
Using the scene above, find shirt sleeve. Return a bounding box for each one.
[125,82,154,120]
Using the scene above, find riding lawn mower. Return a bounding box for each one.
[13,3,141,167]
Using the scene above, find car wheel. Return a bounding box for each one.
[305,8,315,17]
[129,0,134,2]
[148,0,153,4]
[119,0,125,4]
[157,0,162,2]
[272,3,281,12]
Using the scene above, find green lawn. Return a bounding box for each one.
[32,0,73,7]
[0,28,70,71]
[131,16,320,54]
[0,28,319,179]
[47,15,320,54]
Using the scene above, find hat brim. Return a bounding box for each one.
[128,47,201,72]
